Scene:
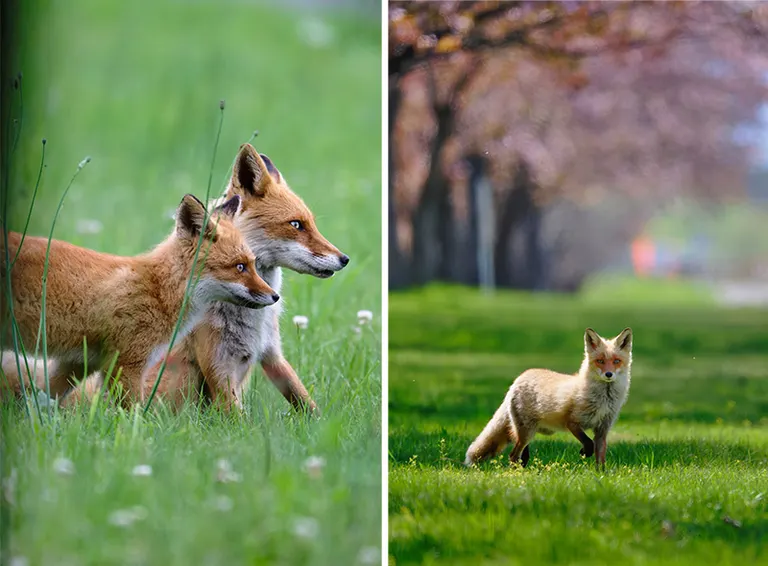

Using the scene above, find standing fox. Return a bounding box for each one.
[465,327,633,470]
[1,194,278,405]
[54,143,348,412]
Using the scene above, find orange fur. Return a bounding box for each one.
[0,194,277,406]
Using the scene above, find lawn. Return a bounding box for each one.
[388,284,768,566]
[1,1,382,564]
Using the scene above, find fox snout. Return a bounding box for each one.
[243,290,280,309]
[242,274,279,309]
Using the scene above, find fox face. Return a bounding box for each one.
[175,194,279,309]
[223,144,350,278]
[584,327,633,383]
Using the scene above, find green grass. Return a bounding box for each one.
[2,1,381,564]
[388,285,768,566]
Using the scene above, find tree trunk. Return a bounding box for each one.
[411,107,453,285]
[494,163,534,287]
[388,77,407,289]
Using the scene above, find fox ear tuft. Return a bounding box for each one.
[584,328,601,352]
[176,194,208,239]
[214,194,241,218]
[616,327,633,351]
[230,144,275,197]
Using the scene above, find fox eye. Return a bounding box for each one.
[596,358,605,364]
[290,220,304,231]
[613,359,621,365]
[235,263,246,273]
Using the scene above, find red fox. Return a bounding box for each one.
[55,143,349,413]
[137,144,350,412]
[1,194,279,406]
[465,328,633,470]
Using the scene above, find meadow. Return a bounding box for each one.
[388,284,768,566]
[2,1,381,564]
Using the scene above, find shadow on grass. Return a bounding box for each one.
[389,429,768,469]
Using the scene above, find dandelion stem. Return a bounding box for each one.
[40,156,92,417]
[144,101,225,413]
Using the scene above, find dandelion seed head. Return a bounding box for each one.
[357,310,373,325]
[10,556,29,566]
[302,456,326,479]
[132,464,153,477]
[53,457,75,476]
[293,315,309,330]
[108,506,146,528]
[216,459,242,483]
[293,517,319,539]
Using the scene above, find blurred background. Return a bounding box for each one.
[2,0,381,312]
[389,1,768,305]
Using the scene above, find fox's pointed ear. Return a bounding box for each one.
[584,328,601,352]
[213,194,241,218]
[176,194,208,239]
[230,144,278,197]
[616,327,633,351]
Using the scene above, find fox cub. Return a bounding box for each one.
[1,194,278,406]
[465,327,633,469]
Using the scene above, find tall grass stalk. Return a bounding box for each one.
[143,101,226,413]
[11,139,46,267]
[38,156,91,417]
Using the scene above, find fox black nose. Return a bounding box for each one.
[605,371,613,378]
[339,254,350,267]
[271,293,281,303]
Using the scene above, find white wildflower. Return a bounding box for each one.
[10,556,29,566]
[53,457,75,476]
[216,459,242,484]
[357,310,373,325]
[293,315,309,330]
[108,505,147,528]
[132,464,152,477]
[358,546,381,565]
[76,219,103,235]
[302,456,326,479]
[293,517,319,539]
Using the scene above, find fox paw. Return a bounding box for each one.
[580,446,594,458]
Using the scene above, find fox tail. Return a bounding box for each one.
[464,390,514,466]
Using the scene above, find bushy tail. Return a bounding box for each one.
[464,390,514,466]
